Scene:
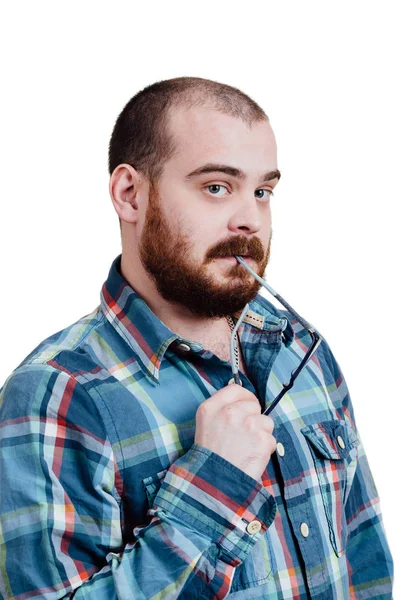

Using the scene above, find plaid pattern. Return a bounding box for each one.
[0,254,393,599]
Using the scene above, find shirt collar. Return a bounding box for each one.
[100,254,294,385]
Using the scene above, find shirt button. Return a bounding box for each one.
[276,442,285,457]
[177,342,191,352]
[246,520,262,535]
[228,377,243,386]
[337,435,346,449]
[300,522,309,538]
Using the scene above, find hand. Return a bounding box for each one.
[194,384,276,481]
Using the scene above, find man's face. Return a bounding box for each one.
[138,106,279,318]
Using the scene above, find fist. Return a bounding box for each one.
[194,384,276,481]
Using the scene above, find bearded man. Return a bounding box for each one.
[0,77,393,599]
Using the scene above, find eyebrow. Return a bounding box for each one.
[185,163,281,184]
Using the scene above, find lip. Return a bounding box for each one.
[217,256,253,264]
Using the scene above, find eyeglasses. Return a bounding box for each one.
[230,256,324,416]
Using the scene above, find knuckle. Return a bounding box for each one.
[244,414,258,434]
[262,415,275,431]
[196,401,210,419]
[241,388,258,402]
[256,428,268,443]
[267,415,275,428]
[244,397,261,414]
[221,404,236,424]
[246,390,260,402]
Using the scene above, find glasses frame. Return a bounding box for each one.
[230,256,324,416]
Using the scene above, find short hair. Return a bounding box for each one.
[108,76,269,228]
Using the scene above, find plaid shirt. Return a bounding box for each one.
[0,254,393,599]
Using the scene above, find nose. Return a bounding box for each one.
[227,197,266,235]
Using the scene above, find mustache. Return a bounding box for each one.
[205,236,265,263]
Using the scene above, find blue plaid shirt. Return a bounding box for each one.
[0,254,394,598]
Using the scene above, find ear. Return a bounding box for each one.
[109,164,147,224]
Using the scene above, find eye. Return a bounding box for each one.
[255,189,274,201]
[206,184,229,197]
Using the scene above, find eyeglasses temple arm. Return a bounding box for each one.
[263,333,323,415]
[234,256,322,336]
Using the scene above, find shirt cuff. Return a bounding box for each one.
[153,443,277,565]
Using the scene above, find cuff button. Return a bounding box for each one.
[246,520,262,535]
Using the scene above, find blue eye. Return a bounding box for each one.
[255,189,274,201]
[207,184,228,197]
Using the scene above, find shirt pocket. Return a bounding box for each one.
[301,419,359,557]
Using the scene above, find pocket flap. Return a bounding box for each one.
[301,419,358,460]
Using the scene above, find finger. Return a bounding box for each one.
[201,385,259,411]
[244,413,275,433]
[222,399,262,419]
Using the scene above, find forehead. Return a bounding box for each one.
[166,105,277,173]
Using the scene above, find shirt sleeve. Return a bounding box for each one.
[320,340,394,599]
[0,364,276,600]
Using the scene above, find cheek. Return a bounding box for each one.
[186,230,211,263]
[191,218,224,251]
[159,186,229,257]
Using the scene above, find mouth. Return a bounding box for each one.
[217,254,252,261]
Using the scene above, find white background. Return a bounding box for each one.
[1,0,398,592]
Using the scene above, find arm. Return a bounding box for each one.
[0,365,276,599]
[320,341,394,598]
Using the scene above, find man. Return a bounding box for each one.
[0,77,393,599]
